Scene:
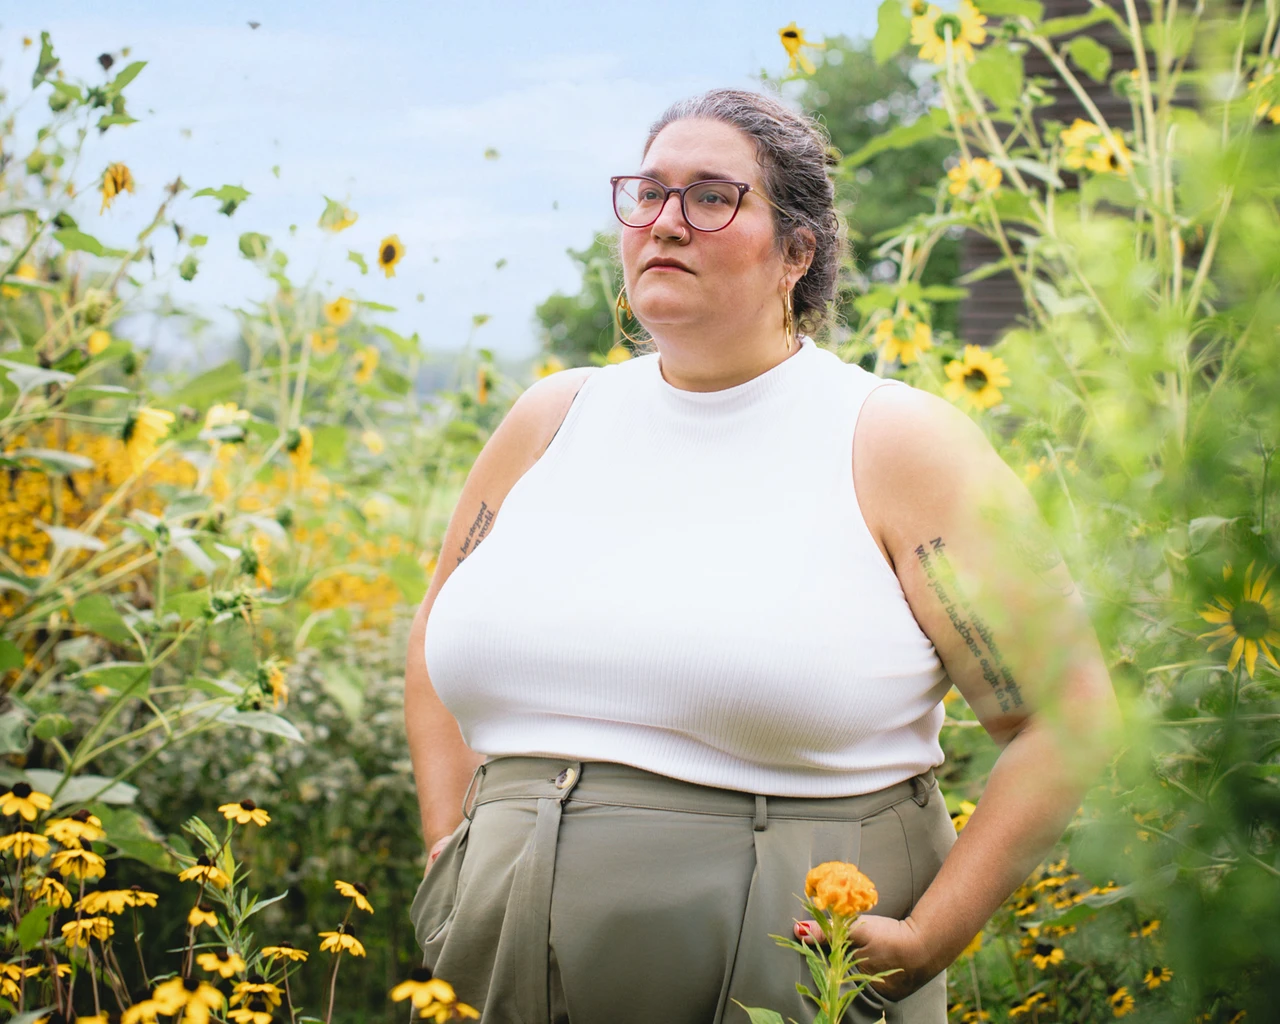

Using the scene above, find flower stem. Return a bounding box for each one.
[325,950,344,1024]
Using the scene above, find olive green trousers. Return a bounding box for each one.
[410,756,956,1024]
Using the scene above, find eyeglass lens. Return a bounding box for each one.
[613,177,741,231]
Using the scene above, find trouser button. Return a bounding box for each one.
[554,767,576,790]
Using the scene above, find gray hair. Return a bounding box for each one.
[614,87,843,350]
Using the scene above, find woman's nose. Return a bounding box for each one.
[651,192,689,237]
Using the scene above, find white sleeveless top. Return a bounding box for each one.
[423,335,949,797]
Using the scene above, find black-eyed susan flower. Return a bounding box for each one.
[874,312,934,366]
[227,998,274,1024]
[45,809,106,845]
[335,879,374,913]
[78,889,134,915]
[1084,132,1132,176]
[197,949,247,978]
[319,922,366,957]
[1130,918,1160,938]
[219,798,271,827]
[33,875,73,908]
[1198,561,1280,678]
[1,782,54,821]
[353,345,379,385]
[391,966,456,1009]
[477,365,492,404]
[121,998,166,1024]
[122,406,176,473]
[62,915,114,948]
[1031,942,1065,969]
[285,424,314,477]
[950,799,977,832]
[1144,964,1173,989]
[230,975,283,1009]
[263,659,288,709]
[77,1014,111,1024]
[377,234,405,277]
[1107,984,1136,1017]
[188,904,218,928]
[910,0,987,64]
[0,828,51,859]
[100,162,136,213]
[261,940,308,962]
[151,976,225,1024]
[51,844,107,881]
[1012,894,1038,916]
[1008,991,1049,1017]
[177,854,231,889]
[323,296,353,327]
[308,328,339,356]
[1059,118,1102,168]
[946,157,1002,200]
[778,22,825,75]
[943,345,1011,412]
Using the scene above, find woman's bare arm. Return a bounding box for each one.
[852,383,1123,985]
[405,366,598,855]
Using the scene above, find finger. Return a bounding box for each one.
[794,920,826,944]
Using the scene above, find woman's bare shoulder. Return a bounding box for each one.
[516,365,601,460]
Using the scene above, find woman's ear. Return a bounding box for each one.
[785,227,817,284]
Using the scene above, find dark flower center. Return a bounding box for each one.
[1034,943,1054,956]
[381,244,397,263]
[72,809,92,822]
[249,972,265,984]
[1231,600,1270,640]
[354,882,369,896]
[410,966,435,982]
[277,940,294,948]
[782,30,798,39]
[240,799,256,810]
[965,368,989,391]
[934,14,963,40]
[11,783,32,798]
[197,855,213,867]
[184,977,201,992]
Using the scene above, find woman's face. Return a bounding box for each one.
[620,118,800,339]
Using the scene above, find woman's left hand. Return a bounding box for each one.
[794,914,932,1001]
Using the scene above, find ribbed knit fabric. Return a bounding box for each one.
[423,335,949,797]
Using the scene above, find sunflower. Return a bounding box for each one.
[262,659,288,709]
[0,829,50,859]
[178,854,231,889]
[335,879,374,913]
[122,406,176,473]
[188,904,218,928]
[946,157,1002,199]
[778,22,825,75]
[151,976,226,1024]
[943,345,1011,411]
[219,798,271,827]
[911,1,988,64]
[1107,984,1136,1017]
[62,915,114,948]
[1,782,53,821]
[50,844,107,881]
[1031,942,1065,969]
[286,424,313,477]
[318,196,359,233]
[323,296,353,327]
[1059,118,1131,176]
[308,328,339,356]
[100,162,136,213]
[378,234,405,277]
[1247,72,1280,124]
[261,941,309,962]
[353,345,380,385]
[1084,132,1133,176]
[87,329,112,355]
[197,949,247,978]
[1144,964,1173,989]
[477,365,492,405]
[1198,561,1280,677]
[1,261,38,299]
[534,354,566,379]
[318,922,366,957]
[873,311,934,365]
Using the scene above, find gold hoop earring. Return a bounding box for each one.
[614,286,647,348]
[782,288,795,352]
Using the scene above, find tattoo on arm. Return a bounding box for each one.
[914,536,1025,713]
[455,501,495,566]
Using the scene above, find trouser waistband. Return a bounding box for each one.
[463,755,936,830]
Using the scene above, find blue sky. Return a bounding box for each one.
[4,1,879,366]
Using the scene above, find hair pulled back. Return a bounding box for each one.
[625,87,843,344]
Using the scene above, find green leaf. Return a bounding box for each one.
[318,195,358,231]
[11,447,94,473]
[1040,7,1121,36]
[320,663,365,722]
[361,300,398,312]
[17,904,57,951]
[873,0,912,65]
[387,552,428,603]
[310,424,347,467]
[164,360,243,407]
[1066,35,1111,83]
[0,639,24,672]
[189,234,209,247]
[52,228,129,259]
[109,61,147,93]
[0,709,29,755]
[192,184,251,205]
[348,250,368,275]
[33,31,59,87]
[179,254,199,281]
[976,0,1043,20]
[238,232,271,260]
[373,325,419,357]
[73,661,151,695]
[378,366,411,395]
[11,1008,57,1024]
[843,107,949,168]
[222,710,303,742]
[244,889,290,920]
[25,769,140,807]
[94,803,179,870]
[31,713,72,741]
[37,522,106,552]
[164,589,213,622]
[969,45,1024,109]
[72,593,133,645]
[97,113,139,131]
[728,1003,787,1024]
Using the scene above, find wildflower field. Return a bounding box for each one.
[3,3,1280,1022]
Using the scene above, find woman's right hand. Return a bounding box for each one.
[425,834,452,875]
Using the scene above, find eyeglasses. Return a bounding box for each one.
[610,174,786,233]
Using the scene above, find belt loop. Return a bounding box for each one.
[910,773,930,807]
[461,761,487,821]
[753,794,768,831]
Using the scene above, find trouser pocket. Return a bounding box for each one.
[410,817,471,954]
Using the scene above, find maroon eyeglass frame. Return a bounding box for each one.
[609,174,786,233]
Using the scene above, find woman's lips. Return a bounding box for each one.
[645,265,692,273]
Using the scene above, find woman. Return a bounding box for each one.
[403,88,1121,1023]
